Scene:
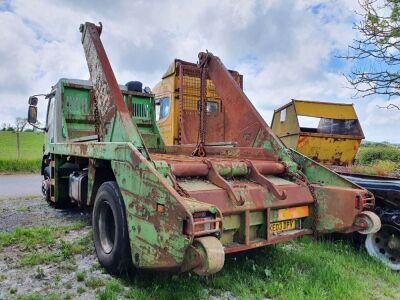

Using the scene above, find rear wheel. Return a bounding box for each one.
[93,181,133,274]
[365,224,400,270]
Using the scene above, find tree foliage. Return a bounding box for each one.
[344,0,400,98]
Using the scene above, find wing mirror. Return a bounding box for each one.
[27,105,38,124]
[28,96,38,125]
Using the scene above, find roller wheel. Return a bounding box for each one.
[192,236,224,276]
[357,211,381,235]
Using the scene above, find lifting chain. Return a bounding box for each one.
[166,172,191,198]
[192,54,209,157]
[176,182,191,198]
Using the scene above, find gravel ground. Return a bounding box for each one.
[0,196,241,300]
[0,196,115,300]
[0,196,90,233]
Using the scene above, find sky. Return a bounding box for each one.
[0,0,399,142]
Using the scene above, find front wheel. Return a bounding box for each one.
[93,181,133,274]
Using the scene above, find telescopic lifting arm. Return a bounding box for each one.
[79,22,149,158]
[197,52,280,149]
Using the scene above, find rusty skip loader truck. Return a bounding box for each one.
[27,22,381,276]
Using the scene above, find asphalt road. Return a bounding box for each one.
[0,174,42,199]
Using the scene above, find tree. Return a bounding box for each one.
[15,117,28,132]
[14,117,28,158]
[343,0,400,98]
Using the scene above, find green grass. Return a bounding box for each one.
[18,251,61,267]
[76,271,85,282]
[77,286,86,294]
[0,223,90,269]
[0,158,42,173]
[112,237,400,300]
[352,159,400,176]
[4,224,400,299]
[0,223,86,251]
[16,236,93,267]
[16,238,92,267]
[85,277,105,289]
[0,131,44,172]
[356,146,400,165]
[97,280,123,300]
[354,146,400,176]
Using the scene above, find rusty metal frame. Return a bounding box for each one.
[203,159,245,206]
[245,159,287,200]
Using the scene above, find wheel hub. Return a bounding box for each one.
[98,201,116,254]
[388,234,400,252]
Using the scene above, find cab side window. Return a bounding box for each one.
[206,101,219,113]
[156,97,170,120]
[46,96,56,142]
[197,100,220,113]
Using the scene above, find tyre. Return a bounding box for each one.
[93,181,133,274]
[365,224,400,271]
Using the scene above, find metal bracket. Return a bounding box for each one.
[204,159,245,206]
[245,159,287,200]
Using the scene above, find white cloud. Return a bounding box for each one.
[0,0,398,142]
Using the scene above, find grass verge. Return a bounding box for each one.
[3,226,400,299]
[0,131,43,173]
[0,223,86,250]
[0,158,41,173]
[107,237,400,300]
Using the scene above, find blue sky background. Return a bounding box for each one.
[0,0,399,142]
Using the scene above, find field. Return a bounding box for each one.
[0,196,399,300]
[0,131,44,173]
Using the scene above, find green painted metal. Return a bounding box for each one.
[59,81,165,151]
[111,160,190,268]
[63,86,95,139]
[123,93,165,151]
[290,149,358,188]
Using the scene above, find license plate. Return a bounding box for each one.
[278,206,309,221]
[270,219,296,233]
